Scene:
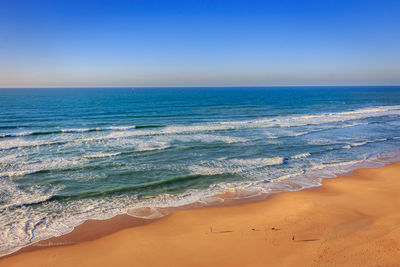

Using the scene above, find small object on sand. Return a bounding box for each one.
[292,235,295,241]
[210,226,213,233]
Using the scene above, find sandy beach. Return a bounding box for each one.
[1,162,400,266]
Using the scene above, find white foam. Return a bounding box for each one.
[0,139,49,150]
[171,134,247,144]
[0,157,84,179]
[127,207,170,219]
[345,138,388,149]
[83,152,121,159]
[291,152,311,159]
[229,157,284,167]
[0,192,137,257]
[310,160,364,170]
[82,133,246,153]
[78,134,171,152]
[61,128,91,133]
[217,105,400,129]
[187,165,231,175]
[2,105,398,152]
[0,132,33,138]
[188,157,284,176]
[0,153,19,163]
[351,141,368,147]
[135,141,170,151]
[0,178,61,211]
[341,122,369,128]
[54,105,400,145]
[0,125,138,138]
[100,126,136,131]
[289,131,309,137]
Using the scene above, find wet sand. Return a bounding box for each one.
[1,162,400,266]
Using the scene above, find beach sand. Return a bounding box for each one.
[1,162,400,266]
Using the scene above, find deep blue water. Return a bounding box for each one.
[1,86,400,255]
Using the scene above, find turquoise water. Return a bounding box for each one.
[1,86,400,255]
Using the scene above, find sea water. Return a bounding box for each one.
[1,86,400,255]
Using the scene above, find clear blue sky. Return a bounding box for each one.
[1,0,399,87]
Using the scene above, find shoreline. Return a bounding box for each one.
[1,161,400,265]
[2,156,397,258]
[1,157,388,258]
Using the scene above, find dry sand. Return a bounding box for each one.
[1,162,400,266]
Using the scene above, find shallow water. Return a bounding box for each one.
[1,86,400,255]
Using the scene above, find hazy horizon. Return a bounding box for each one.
[1,0,400,88]
[1,84,400,89]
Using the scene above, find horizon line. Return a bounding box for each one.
[1,84,400,89]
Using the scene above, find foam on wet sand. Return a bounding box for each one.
[2,162,400,266]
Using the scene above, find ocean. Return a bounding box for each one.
[1,86,400,255]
